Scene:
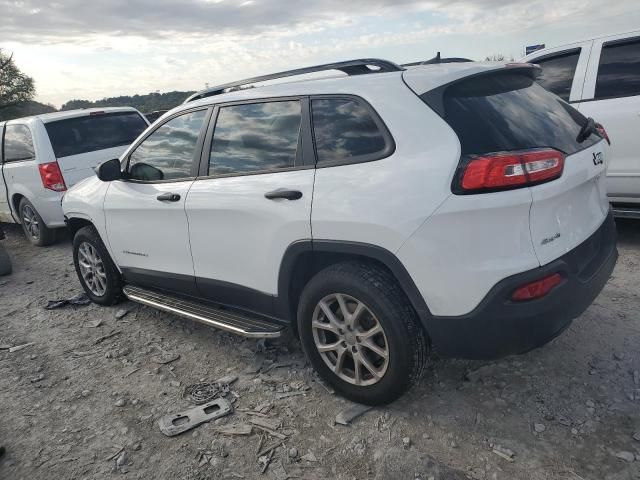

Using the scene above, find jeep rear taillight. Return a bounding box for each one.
[595,122,611,145]
[457,148,565,194]
[38,161,67,192]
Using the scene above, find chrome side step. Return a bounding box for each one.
[123,285,284,338]
[612,207,640,220]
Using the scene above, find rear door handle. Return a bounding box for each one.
[156,192,181,202]
[264,189,303,201]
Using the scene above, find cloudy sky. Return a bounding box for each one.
[1,0,639,107]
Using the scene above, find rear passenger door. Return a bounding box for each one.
[577,34,640,200]
[186,98,315,315]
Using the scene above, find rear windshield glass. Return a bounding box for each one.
[45,112,147,158]
[424,72,600,156]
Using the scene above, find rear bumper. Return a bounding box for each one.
[426,210,618,360]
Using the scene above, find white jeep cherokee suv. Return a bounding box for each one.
[62,59,618,404]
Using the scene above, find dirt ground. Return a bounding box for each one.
[0,220,639,480]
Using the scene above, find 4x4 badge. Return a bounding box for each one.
[593,152,604,166]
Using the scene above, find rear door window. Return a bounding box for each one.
[45,112,148,158]
[531,49,580,101]
[595,38,640,99]
[128,109,207,181]
[426,71,600,156]
[311,98,391,164]
[208,100,302,176]
[3,124,35,162]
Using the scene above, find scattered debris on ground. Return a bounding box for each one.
[44,292,90,310]
[1,222,639,479]
[158,398,233,437]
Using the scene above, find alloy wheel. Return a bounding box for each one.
[78,241,107,296]
[311,293,389,386]
[22,205,40,240]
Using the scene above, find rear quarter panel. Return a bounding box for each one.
[311,80,458,253]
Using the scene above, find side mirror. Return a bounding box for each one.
[97,158,122,182]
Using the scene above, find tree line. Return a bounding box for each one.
[0,49,194,121]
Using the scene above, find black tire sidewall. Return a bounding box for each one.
[19,198,55,247]
[73,226,122,305]
[297,265,421,405]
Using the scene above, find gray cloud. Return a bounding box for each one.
[1,0,436,42]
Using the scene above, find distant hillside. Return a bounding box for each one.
[0,100,56,121]
[60,91,196,114]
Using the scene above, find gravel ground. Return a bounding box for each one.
[0,220,639,480]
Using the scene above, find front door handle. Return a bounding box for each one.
[157,192,181,202]
[264,189,303,201]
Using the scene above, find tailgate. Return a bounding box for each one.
[529,141,610,265]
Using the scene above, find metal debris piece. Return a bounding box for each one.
[249,418,287,440]
[86,319,103,328]
[215,374,238,385]
[115,309,129,320]
[45,293,90,310]
[259,448,275,474]
[158,398,233,437]
[275,391,306,400]
[301,451,317,462]
[492,445,515,462]
[335,403,373,426]
[184,383,220,405]
[151,352,180,365]
[213,424,253,436]
[93,330,121,345]
[8,342,35,353]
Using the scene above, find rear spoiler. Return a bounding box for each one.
[418,63,542,118]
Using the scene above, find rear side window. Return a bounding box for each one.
[311,98,390,164]
[209,101,301,176]
[427,71,600,156]
[128,109,206,181]
[3,125,35,162]
[532,49,580,101]
[45,112,147,158]
[595,38,640,99]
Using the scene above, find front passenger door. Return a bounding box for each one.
[104,108,210,294]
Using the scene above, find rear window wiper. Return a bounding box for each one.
[576,117,596,143]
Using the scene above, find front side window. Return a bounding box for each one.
[595,38,640,99]
[128,109,207,181]
[208,100,301,176]
[532,49,580,101]
[311,98,389,164]
[3,124,35,162]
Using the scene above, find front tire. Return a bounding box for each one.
[19,198,56,246]
[73,226,122,305]
[297,262,428,405]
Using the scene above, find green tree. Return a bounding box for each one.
[0,50,35,111]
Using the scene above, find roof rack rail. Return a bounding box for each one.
[402,52,473,67]
[184,58,404,103]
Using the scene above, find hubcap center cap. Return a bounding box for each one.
[344,332,357,345]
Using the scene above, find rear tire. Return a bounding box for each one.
[297,261,428,405]
[18,198,56,247]
[0,244,11,276]
[73,225,123,305]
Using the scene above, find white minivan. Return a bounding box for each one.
[0,108,149,245]
[522,30,640,218]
